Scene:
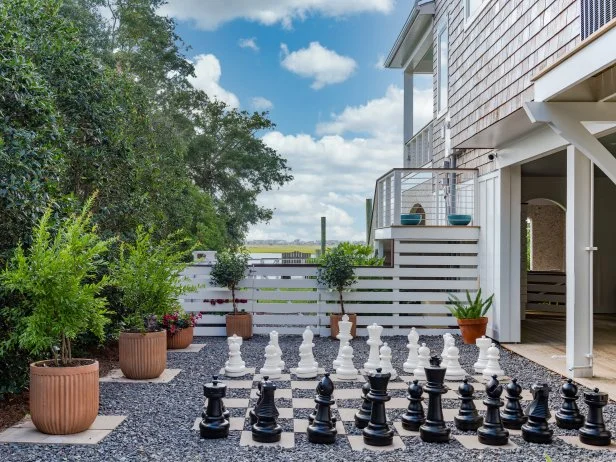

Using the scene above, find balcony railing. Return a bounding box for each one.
[581,0,616,40]
[404,121,433,168]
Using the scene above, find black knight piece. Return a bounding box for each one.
[363,368,395,446]
[249,379,263,425]
[307,373,338,444]
[555,379,585,430]
[252,376,282,443]
[402,380,425,431]
[579,388,612,446]
[454,379,483,432]
[501,378,527,430]
[419,356,450,443]
[521,383,553,444]
[477,375,509,445]
[355,381,372,429]
[199,376,230,439]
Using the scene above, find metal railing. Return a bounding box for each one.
[405,121,433,168]
[581,0,616,40]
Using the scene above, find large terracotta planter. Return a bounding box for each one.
[30,359,99,435]
[330,313,357,338]
[167,326,194,349]
[226,312,253,339]
[119,330,166,379]
[457,317,489,344]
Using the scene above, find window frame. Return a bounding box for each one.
[436,19,449,118]
[464,0,490,27]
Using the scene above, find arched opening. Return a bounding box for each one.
[409,203,426,225]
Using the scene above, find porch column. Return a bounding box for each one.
[566,146,594,378]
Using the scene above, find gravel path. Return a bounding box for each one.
[1,334,615,462]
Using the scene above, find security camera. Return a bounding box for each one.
[488,152,498,161]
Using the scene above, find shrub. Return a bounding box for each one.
[317,245,357,315]
[159,311,202,335]
[209,250,250,314]
[447,289,494,319]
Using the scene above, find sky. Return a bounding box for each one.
[159,0,433,242]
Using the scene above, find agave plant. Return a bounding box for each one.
[447,289,494,319]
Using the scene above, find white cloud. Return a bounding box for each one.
[188,54,240,108]
[374,54,385,70]
[238,37,259,52]
[280,42,357,90]
[159,0,394,30]
[251,97,274,111]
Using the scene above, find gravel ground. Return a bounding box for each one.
[1,334,615,462]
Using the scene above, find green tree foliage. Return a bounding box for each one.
[319,242,384,266]
[317,246,357,315]
[209,250,250,314]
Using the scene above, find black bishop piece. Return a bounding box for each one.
[501,378,527,430]
[454,379,483,431]
[354,381,372,429]
[521,383,553,444]
[555,379,584,430]
[477,375,509,446]
[199,376,230,439]
[401,380,425,431]
[252,376,282,443]
[362,368,394,446]
[307,373,337,444]
[579,388,612,446]
[419,356,450,443]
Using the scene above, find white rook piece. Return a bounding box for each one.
[444,345,466,381]
[474,336,491,373]
[259,343,282,379]
[270,330,285,370]
[333,314,353,369]
[363,323,383,373]
[225,341,247,377]
[403,327,420,372]
[413,343,431,380]
[378,342,398,379]
[295,326,318,378]
[336,344,359,380]
[482,343,505,378]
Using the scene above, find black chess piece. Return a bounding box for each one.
[401,380,425,431]
[249,378,264,425]
[521,383,553,444]
[454,379,483,431]
[355,381,372,429]
[307,373,338,444]
[501,378,527,430]
[419,356,451,443]
[477,375,509,446]
[362,368,394,446]
[555,379,585,430]
[252,376,282,443]
[579,388,612,446]
[199,376,230,439]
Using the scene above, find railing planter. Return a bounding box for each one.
[447,214,472,226]
[401,213,422,225]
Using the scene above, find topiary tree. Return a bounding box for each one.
[317,245,357,315]
[209,250,250,314]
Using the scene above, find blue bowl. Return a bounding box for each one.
[401,213,422,225]
[448,214,472,226]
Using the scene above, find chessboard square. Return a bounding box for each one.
[559,436,616,452]
[454,435,518,450]
[99,369,181,383]
[443,390,459,399]
[330,374,365,383]
[293,398,337,409]
[289,368,325,377]
[226,380,253,389]
[253,374,291,381]
[239,430,295,448]
[385,398,409,409]
[399,375,414,382]
[225,398,250,408]
[168,343,206,353]
[245,408,294,419]
[293,419,346,435]
[337,408,357,422]
[347,435,405,452]
[251,388,292,399]
[290,380,319,390]
[473,375,511,384]
[218,367,256,377]
[393,422,419,437]
[388,382,410,390]
[442,408,457,422]
[473,400,486,411]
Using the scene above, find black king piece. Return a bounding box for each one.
[199,376,230,439]
[419,356,450,443]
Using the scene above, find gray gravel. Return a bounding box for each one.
[0,334,615,461]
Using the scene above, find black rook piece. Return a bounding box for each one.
[402,380,426,431]
[199,376,230,439]
[521,383,553,444]
[477,375,509,446]
[419,356,450,443]
[249,379,263,425]
[555,379,585,430]
[579,388,612,446]
[355,381,372,429]
[252,377,282,443]
[307,373,338,444]
[454,379,483,432]
[501,378,527,430]
[363,368,394,446]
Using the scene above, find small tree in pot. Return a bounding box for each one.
[447,289,494,344]
[209,250,251,339]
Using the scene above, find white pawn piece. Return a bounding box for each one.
[441,333,454,360]
[259,343,282,379]
[226,335,245,368]
[403,327,420,372]
[336,344,359,380]
[442,335,456,368]
[378,342,398,380]
[224,341,247,377]
[295,327,318,378]
[482,343,505,378]
[444,345,466,381]
[333,314,353,369]
[270,330,285,370]
[363,323,383,373]
[473,335,491,373]
[413,343,431,380]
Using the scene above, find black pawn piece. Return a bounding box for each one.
[199,376,230,439]
[307,373,338,444]
[402,380,425,431]
[501,378,527,430]
[363,368,394,446]
[556,379,585,430]
[455,379,483,431]
[477,375,509,446]
[252,376,282,443]
[521,383,553,444]
[249,379,264,425]
[579,388,612,446]
[355,381,372,429]
[419,356,451,443]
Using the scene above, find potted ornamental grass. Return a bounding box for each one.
[447,289,494,344]
[1,198,113,434]
[209,250,252,339]
[160,311,202,349]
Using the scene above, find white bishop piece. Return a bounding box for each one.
[259,343,282,379]
[224,341,247,377]
[295,326,318,378]
[413,343,431,380]
[444,345,466,381]
[270,330,285,370]
[378,342,398,379]
[336,344,359,380]
[482,343,505,378]
[333,314,353,369]
[474,336,491,373]
[403,327,420,372]
[363,323,383,373]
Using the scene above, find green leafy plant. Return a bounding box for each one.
[314,242,384,266]
[1,197,114,366]
[317,245,357,315]
[209,250,250,315]
[447,289,494,319]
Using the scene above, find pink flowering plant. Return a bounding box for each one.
[159,311,202,335]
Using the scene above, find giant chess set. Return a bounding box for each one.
[196,316,612,450]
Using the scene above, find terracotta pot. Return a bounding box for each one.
[457,317,489,344]
[226,312,253,339]
[167,326,194,349]
[119,330,166,379]
[330,313,357,338]
[30,359,99,435]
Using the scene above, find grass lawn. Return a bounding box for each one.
[246,244,323,253]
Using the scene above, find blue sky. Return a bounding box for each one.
[160,0,433,241]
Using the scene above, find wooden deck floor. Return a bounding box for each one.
[503,314,616,398]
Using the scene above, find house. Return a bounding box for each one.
[370,0,616,378]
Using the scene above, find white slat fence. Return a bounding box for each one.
[526,271,566,313]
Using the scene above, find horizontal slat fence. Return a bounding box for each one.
[526,271,566,313]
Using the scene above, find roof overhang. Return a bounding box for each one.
[455,108,538,150]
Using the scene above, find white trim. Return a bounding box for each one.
[436,18,449,116]
[463,0,490,29]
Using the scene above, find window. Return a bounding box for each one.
[437,23,448,115]
[465,0,483,20]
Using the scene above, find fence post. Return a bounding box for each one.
[393,170,402,225]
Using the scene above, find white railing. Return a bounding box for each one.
[405,121,433,168]
[581,0,616,40]
[526,271,566,313]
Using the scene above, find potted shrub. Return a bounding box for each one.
[1,199,113,434]
[447,289,494,344]
[161,310,202,349]
[209,250,252,339]
[112,227,193,379]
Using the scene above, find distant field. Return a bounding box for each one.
[246,245,323,253]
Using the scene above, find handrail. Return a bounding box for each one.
[405,119,434,145]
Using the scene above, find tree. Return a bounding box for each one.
[209,250,250,314]
[317,246,357,315]
[320,242,384,266]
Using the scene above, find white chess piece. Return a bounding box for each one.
[403,327,420,372]
[228,334,243,347]
[295,327,318,378]
[225,341,247,377]
[378,342,398,379]
[259,343,282,378]
[441,333,453,361]
[270,330,285,370]
[482,343,505,378]
[442,335,455,368]
[333,314,353,369]
[363,323,383,372]
[413,343,431,380]
[444,345,466,380]
[474,336,491,373]
[336,344,359,380]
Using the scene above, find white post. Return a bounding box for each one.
[385,175,392,226]
[566,145,594,378]
[393,170,402,226]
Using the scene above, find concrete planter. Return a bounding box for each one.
[226,312,253,339]
[330,313,357,338]
[167,326,194,349]
[119,330,166,379]
[457,317,489,344]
